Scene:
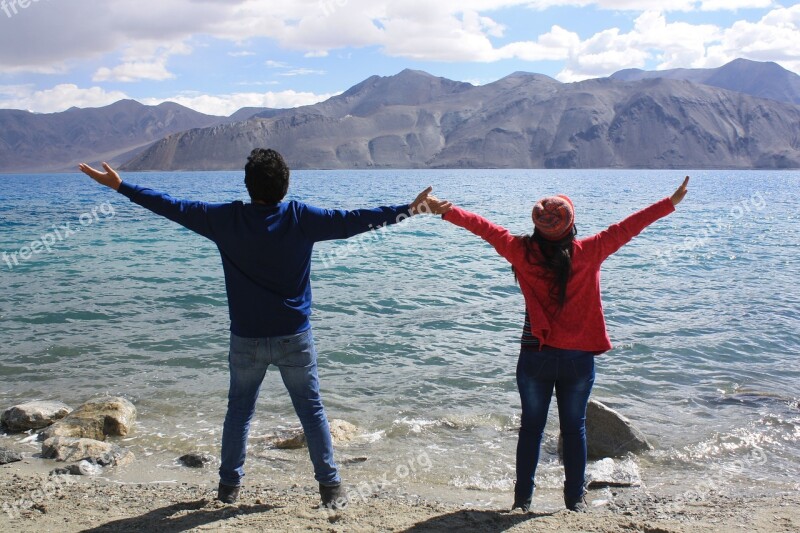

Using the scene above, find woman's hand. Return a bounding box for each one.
[410,186,453,215]
[671,176,689,206]
[78,162,123,191]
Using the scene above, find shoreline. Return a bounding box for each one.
[2,449,799,532]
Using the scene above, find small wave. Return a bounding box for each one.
[356,430,385,444]
[391,414,512,435]
[449,473,514,492]
[657,409,798,468]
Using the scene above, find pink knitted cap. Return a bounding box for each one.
[532,195,575,240]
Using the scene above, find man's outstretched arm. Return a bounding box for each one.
[299,186,452,242]
[79,162,216,239]
[79,162,123,191]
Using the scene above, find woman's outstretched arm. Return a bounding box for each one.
[585,176,690,263]
[434,201,524,264]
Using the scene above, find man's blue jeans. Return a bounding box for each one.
[515,346,595,505]
[219,329,340,487]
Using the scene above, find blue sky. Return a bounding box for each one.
[0,1,798,115]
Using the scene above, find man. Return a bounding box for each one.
[79,148,449,508]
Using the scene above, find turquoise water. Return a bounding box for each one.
[1,170,799,501]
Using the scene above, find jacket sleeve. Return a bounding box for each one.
[582,197,675,263]
[297,202,412,242]
[117,182,217,240]
[442,206,524,264]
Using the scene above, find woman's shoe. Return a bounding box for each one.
[565,494,588,512]
[511,494,532,513]
[511,500,531,513]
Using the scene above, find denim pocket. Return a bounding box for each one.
[518,351,551,380]
[276,329,315,367]
[229,336,259,368]
[569,353,596,383]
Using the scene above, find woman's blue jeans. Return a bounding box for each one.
[515,346,595,505]
[219,329,340,487]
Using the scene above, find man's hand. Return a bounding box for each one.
[671,176,689,206]
[78,162,123,191]
[410,186,453,216]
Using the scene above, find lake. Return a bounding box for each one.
[1,169,798,507]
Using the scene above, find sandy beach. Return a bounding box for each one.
[2,455,798,533]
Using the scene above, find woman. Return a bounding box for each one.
[433,177,689,512]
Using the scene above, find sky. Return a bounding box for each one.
[1,0,799,116]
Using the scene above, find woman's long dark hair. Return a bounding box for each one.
[514,226,577,309]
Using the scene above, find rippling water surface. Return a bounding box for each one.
[1,170,798,502]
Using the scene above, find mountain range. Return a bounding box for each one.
[3,59,800,172]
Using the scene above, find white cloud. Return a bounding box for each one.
[524,0,697,11]
[496,25,580,62]
[92,41,192,82]
[278,68,326,76]
[93,62,176,82]
[525,0,772,11]
[140,90,340,116]
[550,5,800,81]
[554,10,720,81]
[0,0,797,86]
[235,81,280,86]
[0,1,227,72]
[700,4,800,73]
[229,51,257,57]
[0,84,130,113]
[699,0,773,11]
[0,82,337,115]
[264,60,325,76]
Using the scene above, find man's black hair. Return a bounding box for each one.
[244,148,290,204]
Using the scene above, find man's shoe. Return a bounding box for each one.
[319,483,348,510]
[217,483,240,504]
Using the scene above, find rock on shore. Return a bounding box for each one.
[39,397,136,442]
[1,401,72,431]
[587,457,642,488]
[179,453,213,468]
[585,399,653,459]
[0,447,23,465]
[41,436,134,466]
[260,419,360,449]
[558,399,653,460]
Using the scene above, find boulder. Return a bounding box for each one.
[41,436,136,467]
[587,457,642,488]
[339,455,368,465]
[558,399,653,460]
[179,453,213,468]
[39,397,136,442]
[42,436,113,462]
[329,419,359,445]
[1,401,72,431]
[260,419,360,449]
[89,447,135,468]
[265,428,307,450]
[0,447,23,464]
[50,459,103,476]
[585,400,652,459]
